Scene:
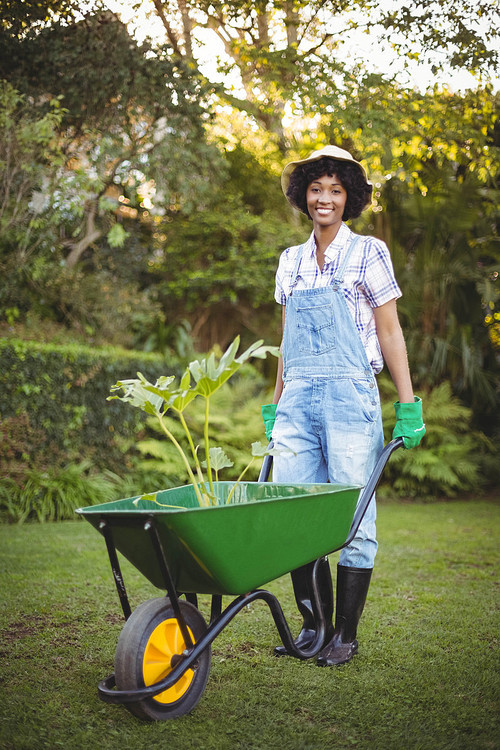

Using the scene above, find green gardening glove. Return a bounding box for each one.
[392,397,426,449]
[261,403,277,442]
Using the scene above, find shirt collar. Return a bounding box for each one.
[307,223,352,262]
[305,232,317,259]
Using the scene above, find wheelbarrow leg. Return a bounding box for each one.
[260,447,335,658]
[274,556,334,657]
[183,592,198,607]
[210,595,223,624]
[99,519,132,621]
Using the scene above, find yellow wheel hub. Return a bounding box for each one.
[142,618,195,704]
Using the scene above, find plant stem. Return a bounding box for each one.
[204,397,215,498]
[178,411,206,486]
[157,413,207,507]
[225,458,256,505]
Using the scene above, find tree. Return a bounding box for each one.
[0,0,83,37]
[144,145,305,350]
[0,83,65,312]
[1,9,216,261]
[377,0,499,75]
[384,166,499,418]
[147,0,360,150]
[354,83,500,432]
[0,8,223,339]
[142,0,499,150]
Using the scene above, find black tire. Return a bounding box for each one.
[114,597,211,720]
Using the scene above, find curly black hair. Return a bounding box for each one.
[286,157,373,221]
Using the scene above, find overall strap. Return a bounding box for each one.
[289,243,306,290]
[334,234,362,286]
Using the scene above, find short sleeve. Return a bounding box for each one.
[362,238,402,308]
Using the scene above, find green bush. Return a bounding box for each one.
[0,460,119,523]
[0,412,59,483]
[379,377,494,498]
[0,338,182,474]
[123,370,495,501]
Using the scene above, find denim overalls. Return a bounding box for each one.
[272,235,384,569]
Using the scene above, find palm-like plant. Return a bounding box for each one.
[383,165,499,424]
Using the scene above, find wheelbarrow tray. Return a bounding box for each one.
[77,481,361,596]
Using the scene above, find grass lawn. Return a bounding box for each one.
[1,498,499,750]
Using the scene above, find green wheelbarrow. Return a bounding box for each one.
[76,438,402,721]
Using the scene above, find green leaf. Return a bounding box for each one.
[163,368,198,412]
[189,337,279,399]
[156,375,177,390]
[144,400,159,415]
[202,446,234,472]
[180,369,192,390]
[235,340,280,363]
[250,441,269,457]
[107,223,129,248]
[108,374,165,414]
[109,372,199,416]
[251,441,295,457]
[134,492,157,506]
[218,336,241,370]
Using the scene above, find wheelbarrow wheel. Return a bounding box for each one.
[114,596,211,721]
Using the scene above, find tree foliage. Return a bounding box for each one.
[0,0,83,36]
[377,0,499,74]
[0,0,498,461]
[143,0,499,149]
[0,7,223,340]
[0,83,65,312]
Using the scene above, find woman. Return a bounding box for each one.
[262,145,425,667]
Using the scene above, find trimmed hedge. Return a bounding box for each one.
[0,338,182,474]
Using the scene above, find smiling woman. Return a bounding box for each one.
[264,143,425,668]
[282,146,373,224]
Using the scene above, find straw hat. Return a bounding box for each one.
[281,145,369,198]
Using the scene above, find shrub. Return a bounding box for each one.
[379,377,494,498]
[0,412,61,482]
[0,460,120,523]
[0,338,182,473]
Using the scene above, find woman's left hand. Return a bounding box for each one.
[392,397,426,449]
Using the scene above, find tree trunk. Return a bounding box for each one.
[64,202,101,269]
[284,1,299,46]
[177,0,194,58]
[152,0,183,56]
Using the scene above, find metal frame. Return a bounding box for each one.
[97,438,403,706]
[98,559,328,704]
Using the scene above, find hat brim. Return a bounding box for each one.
[281,146,369,199]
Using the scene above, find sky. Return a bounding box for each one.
[103,0,498,95]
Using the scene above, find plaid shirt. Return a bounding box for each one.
[274,223,401,373]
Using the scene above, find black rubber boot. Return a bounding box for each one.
[274,557,334,657]
[317,564,372,667]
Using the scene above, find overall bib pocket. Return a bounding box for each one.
[296,302,336,355]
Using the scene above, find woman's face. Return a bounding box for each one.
[306,173,347,229]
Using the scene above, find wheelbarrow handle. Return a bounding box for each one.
[344,437,404,546]
[258,446,275,482]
